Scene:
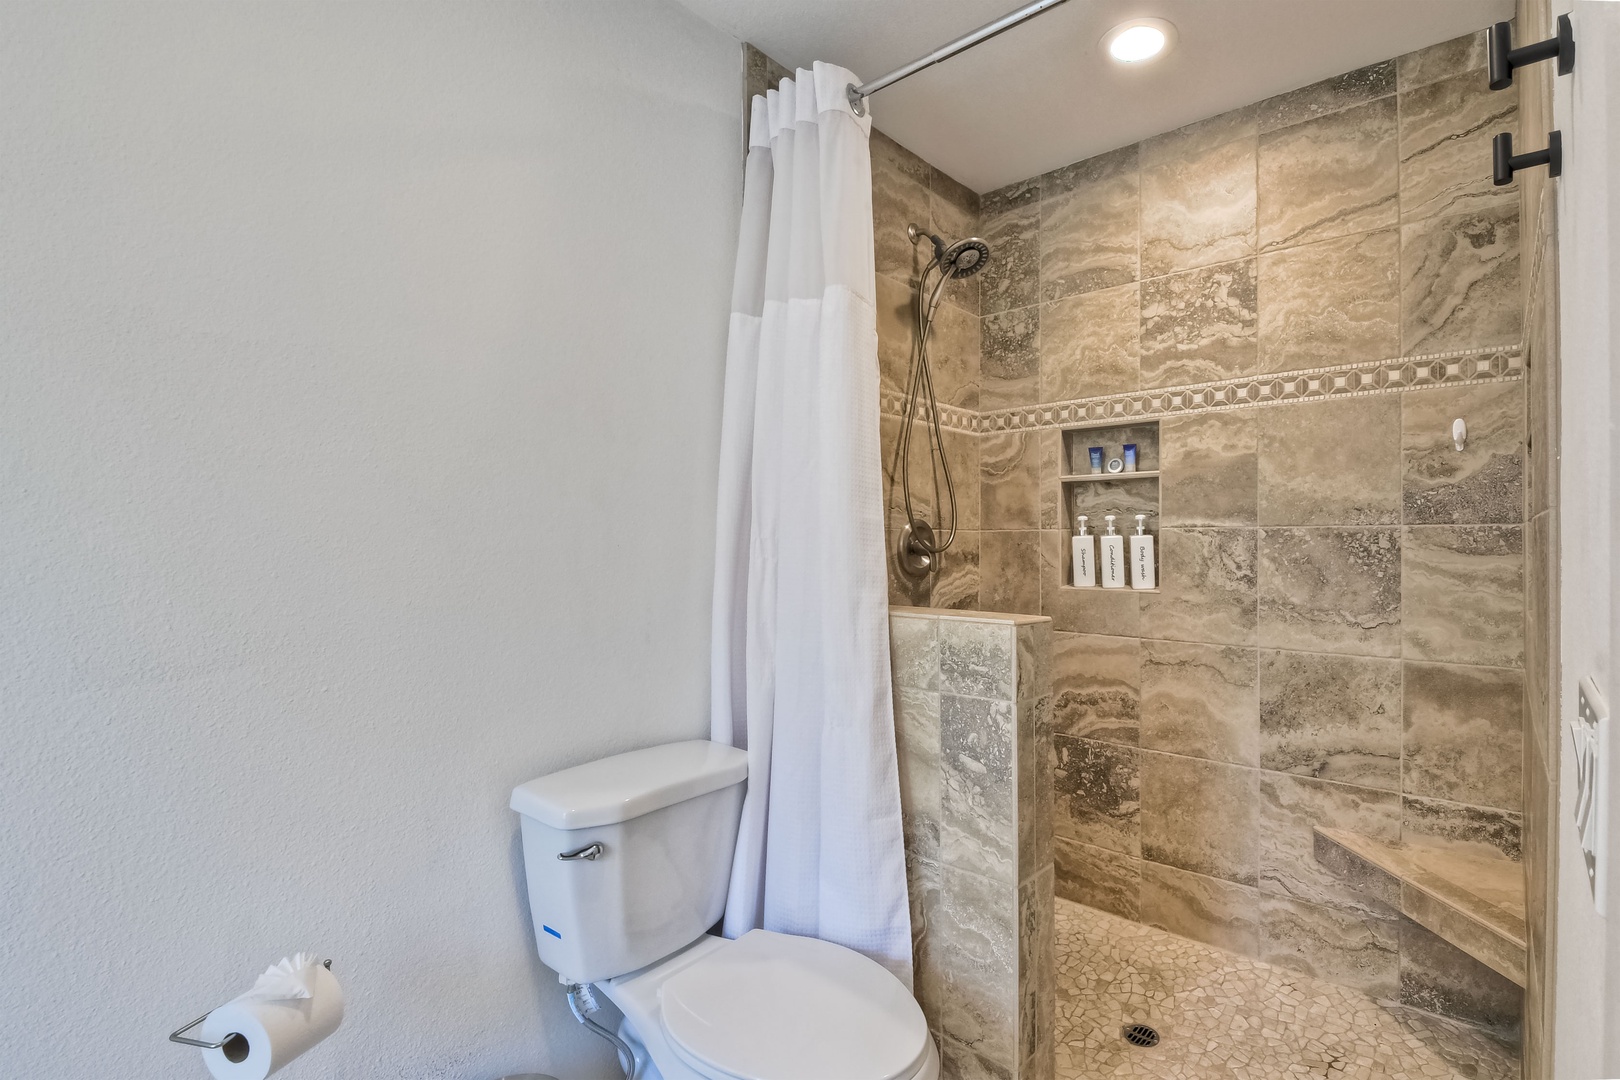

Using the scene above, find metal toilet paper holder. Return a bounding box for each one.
[169,958,334,1051]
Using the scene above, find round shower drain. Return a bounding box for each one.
[1121,1023,1161,1048]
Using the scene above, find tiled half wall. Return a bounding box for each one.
[890,608,1054,1079]
[868,29,1530,1039]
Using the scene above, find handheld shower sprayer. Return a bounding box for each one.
[895,223,992,579]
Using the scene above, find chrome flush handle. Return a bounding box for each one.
[557,842,605,862]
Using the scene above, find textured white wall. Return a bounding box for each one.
[1554,2,1619,1076]
[0,3,740,1076]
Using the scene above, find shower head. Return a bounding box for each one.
[906,223,991,280]
[941,237,990,279]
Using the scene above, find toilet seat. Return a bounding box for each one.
[657,930,931,1080]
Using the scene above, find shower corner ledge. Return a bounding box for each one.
[1313,826,1526,987]
[889,604,1051,625]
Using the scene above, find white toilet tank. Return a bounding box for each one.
[510,740,748,984]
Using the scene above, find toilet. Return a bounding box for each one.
[511,740,939,1080]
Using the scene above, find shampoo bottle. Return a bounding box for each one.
[1100,515,1127,589]
[1072,515,1096,587]
[1130,514,1157,590]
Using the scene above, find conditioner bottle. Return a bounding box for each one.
[1100,515,1126,589]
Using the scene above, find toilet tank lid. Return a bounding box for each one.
[510,740,748,830]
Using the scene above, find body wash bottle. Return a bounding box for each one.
[1100,515,1127,589]
[1130,514,1157,590]
[1072,515,1096,587]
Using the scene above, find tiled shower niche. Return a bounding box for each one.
[1059,422,1160,594]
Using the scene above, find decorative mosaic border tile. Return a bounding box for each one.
[877,390,980,434]
[880,346,1523,435]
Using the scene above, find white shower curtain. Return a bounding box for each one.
[710,63,912,983]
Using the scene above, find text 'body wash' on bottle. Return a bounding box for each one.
[1129,514,1157,590]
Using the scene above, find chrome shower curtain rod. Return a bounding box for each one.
[846,0,1073,116]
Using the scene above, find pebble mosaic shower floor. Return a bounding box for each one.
[1054,899,1520,1080]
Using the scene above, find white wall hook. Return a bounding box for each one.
[1452,417,1467,452]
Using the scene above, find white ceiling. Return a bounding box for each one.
[674,0,1513,193]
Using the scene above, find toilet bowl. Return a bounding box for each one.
[511,740,937,1080]
[602,929,938,1080]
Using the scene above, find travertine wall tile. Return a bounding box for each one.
[890,613,940,690]
[1258,527,1402,656]
[1402,205,1522,355]
[895,684,943,860]
[873,129,933,282]
[933,531,981,611]
[1403,661,1525,811]
[1256,60,1397,132]
[982,431,1041,531]
[1403,793,1523,862]
[1140,750,1259,884]
[1258,395,1403,526]
[1140,528,1258,646]
[1140,132,1256,277]
[1064,476,1156,533]
[927,297,983,411]
[1396,30,1488,93]
[943,693,1018,882]
[1018,869,1055,1078]
[944,427,983,533]
[1140,859,1260,955]
[1402,381,1525,525]
[1399,68,1518,225]
[1055,836,1140,919]
[1139,259,1258,386]
[937,617,1010,695]
[1402,525,1525,667]
[1040,145,1139,302]
[981,180,1040,315]
[1159,411,1258,527]
[872,130,982,605]
[1050,632,1139,744]
[1040,284,1139,402]
[1525,512,1554,765]
[1140,640,1259,767]
[1259,650,1403,790]
[980,531,1042,616]
[931,182,983,317]
[1054,734,1140,856]
[1259,772,1403,915]
[1259,893,1401,997]
[1040,531,1142,636]
[983,306,1041,409]
[1258,96,1399,251]
[1257,228,1401,373]
[1399,916,1524,1035]
[876,273,919,398]
[1140,104,1258,165]
[940,862,1019,1066]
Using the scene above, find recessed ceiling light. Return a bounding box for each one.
[1103,18,1175,64]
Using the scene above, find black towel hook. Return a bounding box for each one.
[1488,13,1574,90]
[1493,130,1562,186]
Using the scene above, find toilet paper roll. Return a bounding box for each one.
[197,961,343,1080]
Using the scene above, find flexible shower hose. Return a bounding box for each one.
[896,254,961,561]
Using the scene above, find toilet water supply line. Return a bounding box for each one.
[566,983,637,1079]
